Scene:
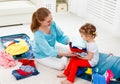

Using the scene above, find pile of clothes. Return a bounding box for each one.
[12,59,39,80]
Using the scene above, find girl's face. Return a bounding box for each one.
[40,14,53,27]
[80,33,92,42]
[80,33,87,41]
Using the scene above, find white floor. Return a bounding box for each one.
[0,13,120,84]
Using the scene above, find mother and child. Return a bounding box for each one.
[30,7,99,84]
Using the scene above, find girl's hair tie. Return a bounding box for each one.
[93,32,96,35]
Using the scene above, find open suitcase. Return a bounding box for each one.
[0,33,34,60]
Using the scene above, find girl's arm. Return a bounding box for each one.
[76,51,93,60]
[58,51,75,57]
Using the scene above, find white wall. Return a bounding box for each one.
[68,0,120,37]
[68,0,87,18]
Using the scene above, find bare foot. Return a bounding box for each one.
[57,73,66,78]
[61,80,73,84]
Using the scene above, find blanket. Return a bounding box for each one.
[94,53,120,78]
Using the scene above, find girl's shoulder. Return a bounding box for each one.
[87,42,98,50]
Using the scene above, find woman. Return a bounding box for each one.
[30,7,74,70]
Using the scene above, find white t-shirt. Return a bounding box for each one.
[86,42,99,67]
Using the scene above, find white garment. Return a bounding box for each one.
[36,56,68,70]
[35,43,69,70]
[87,42,99,67]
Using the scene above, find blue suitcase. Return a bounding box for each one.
[0,33,34,60]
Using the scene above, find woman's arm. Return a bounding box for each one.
[53,22,69,45]
[34,32,58,57]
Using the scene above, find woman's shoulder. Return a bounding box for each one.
[51,21,58,31]
[34,30,43,37]
[51,21,56,25]
[51,21,57,27]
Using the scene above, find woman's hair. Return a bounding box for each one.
[79,23,97,38]
[31,7,51,32]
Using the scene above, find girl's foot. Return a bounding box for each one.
[61,80,73,84]
[57,73,66,78]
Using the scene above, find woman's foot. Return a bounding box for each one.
[61,80,73,84]
[57,73,66,78]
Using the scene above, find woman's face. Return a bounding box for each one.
[40,14,53,27]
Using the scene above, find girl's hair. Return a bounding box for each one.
[79,23,97,38]
[31,7,51,32]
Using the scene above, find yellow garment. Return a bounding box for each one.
[85,68,92,75]
[5,40,29,56]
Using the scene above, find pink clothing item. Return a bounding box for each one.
[0,52,16,68]
[104,70,114,84]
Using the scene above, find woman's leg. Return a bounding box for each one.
[36,56,67,70]
[55,43,70,53]
[35,44,70,70]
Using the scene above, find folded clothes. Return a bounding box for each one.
[12,68,39,80]
[69,42,86,53]
[12,59,39,80]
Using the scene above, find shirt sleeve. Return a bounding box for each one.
[34,32,58,57]
[87,43,98,53]
[53,22,69,45]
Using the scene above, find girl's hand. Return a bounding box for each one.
[75,55,84,59]
[65,52,76,57]
[58,51,76,57]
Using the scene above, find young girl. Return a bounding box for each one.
[57,23,99,84]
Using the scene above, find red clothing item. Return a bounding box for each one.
[69,42,86,53]
[18,59,35,67]
[17,59,36,76]
[63,57,91,83]
[16,69,33,76]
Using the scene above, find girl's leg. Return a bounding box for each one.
[36,56,68,70]
[57,57,78,77]
[63,57,78,76]
[61,80,73,84]
[66,59,91,83]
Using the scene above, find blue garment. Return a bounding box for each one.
[76,67,87,76]
[92,73,106,84]
[32,21,69,59]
